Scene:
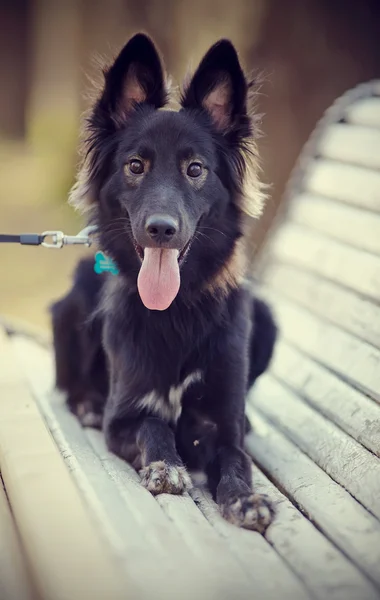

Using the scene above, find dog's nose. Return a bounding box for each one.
[145,215,178,241]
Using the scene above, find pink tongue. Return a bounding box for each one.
[137,248,180,310]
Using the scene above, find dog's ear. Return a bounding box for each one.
[181,40,247,133]
[100,33,166,124]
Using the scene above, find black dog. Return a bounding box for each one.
[51,34,277,531]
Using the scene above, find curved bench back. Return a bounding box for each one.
[256,80,380,406]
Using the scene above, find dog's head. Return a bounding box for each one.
[71,34,265,310]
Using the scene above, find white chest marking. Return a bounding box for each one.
[137,370,202,423]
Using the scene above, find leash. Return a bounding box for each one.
[0,226,97,249]
[0,224,119,275]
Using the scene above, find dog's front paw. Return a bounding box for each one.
[221,493,274,533]
[140,461,192,495]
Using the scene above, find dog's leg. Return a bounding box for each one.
[138,417,192,494]
[207,441,273,532]
[104,413,192,495]
[51,291,82,399]
[206,422,274,532]
[51,283,107,430]
[75,325,108,429]
[203,314,274,532]
[51,291,99,424]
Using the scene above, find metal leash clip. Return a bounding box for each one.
[41,226,97,249]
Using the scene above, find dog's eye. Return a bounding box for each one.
[187,162,203,178]
[129,159,144,175]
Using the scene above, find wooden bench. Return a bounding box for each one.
[1,80,379,600]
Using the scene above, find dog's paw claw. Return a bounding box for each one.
[140,461,192,495]
[222,493,274,533]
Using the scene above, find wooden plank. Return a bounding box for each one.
[86,430,311,600]
[15,338,324,600]
[12,339,170,561]
[158,491,309,600]
[86,461,256,600]
[269,339,380,457]
[0,329,129,600]
[13,335,311,600]
[249,467,379,600]
[0,478,35,600]
[263,263,380,349]
[85,430,262,599]
[245,408,380,589]
[289,193,380,255]
[11,336,258,600]
[304,159,380,213]
[269,223,380,302]
[10,342,140,559]
[345,97,380,128]
[262,295,380,403]
[87,428,224,561]
[250,376,380,520]
[88,394,322,600]
[191,487,312,600]
[317,123,380,169]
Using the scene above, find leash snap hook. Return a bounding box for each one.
[41,230,65,249]
[64,225,97,247]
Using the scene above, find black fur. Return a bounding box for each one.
[51,34,277,531]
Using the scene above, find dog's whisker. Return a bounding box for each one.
[103,227,128,236]
[107,232,128,242]
[194,231,219,248]
[198,226,227,238]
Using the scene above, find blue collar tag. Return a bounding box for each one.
[94,251,119,276]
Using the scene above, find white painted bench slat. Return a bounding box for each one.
[245,409,380,589]
[262,295,380,403]
[289,193,380,255]
[250,376,380,520]
[0,481,34,600]
[318,123,380,169]
[191,487,311,600]
[0,330,129,600]
[262,263,380,349]
[249,467,379,600]
[304,160,380,213]
[345,97,380,129]
[269,223,380,302]
[268,339,380,457]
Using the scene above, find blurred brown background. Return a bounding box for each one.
[1,0,380,331]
